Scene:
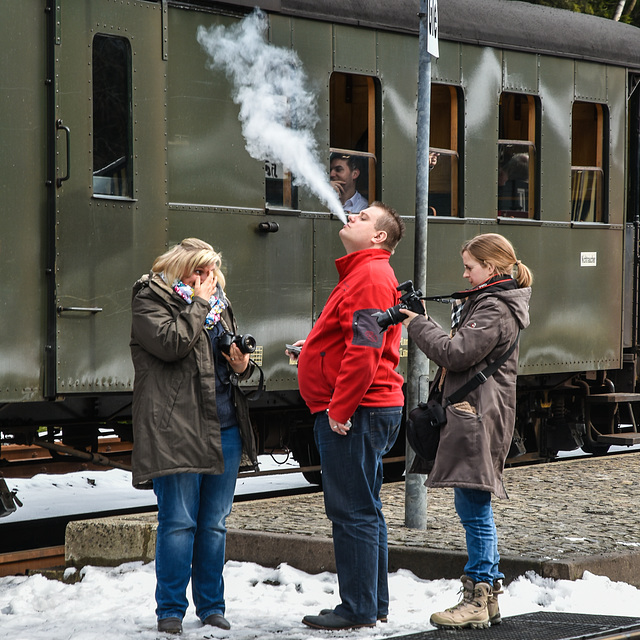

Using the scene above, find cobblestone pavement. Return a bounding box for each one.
[227,452,640,562]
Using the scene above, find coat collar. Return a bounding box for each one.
[335,248,391,280]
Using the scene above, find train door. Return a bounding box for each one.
[50,1,166,397]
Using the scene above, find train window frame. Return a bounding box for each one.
[571,101,608,224]
[264,93,298,209]
[498,93,539,220]
[428,83,460,217]
[91,34,133,200]
[329,72,379,209]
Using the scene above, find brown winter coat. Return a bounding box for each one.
[129,273,258,489]
[407,287,531,498]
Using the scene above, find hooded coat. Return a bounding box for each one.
[407,286,531,498]
[129,273,258,489]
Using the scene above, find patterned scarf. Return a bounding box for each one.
[162,274,227,328]
[450,275,517,334]
[437,275,517,394]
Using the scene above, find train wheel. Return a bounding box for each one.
[383,429,407,482]
[289,429,322,486]
[581,440,611,456]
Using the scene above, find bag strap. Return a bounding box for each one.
[444,332,520,407]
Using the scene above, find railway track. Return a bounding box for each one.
[0,546,66,578]
[0,481,324,577]
[0,439,132,478]
[3,445,639,578]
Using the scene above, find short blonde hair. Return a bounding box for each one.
[462,233,533,288]
[151,238,225,289]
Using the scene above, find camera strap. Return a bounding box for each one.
[424,277,518,304]
[235,359,264,402]
[443,332,520,407]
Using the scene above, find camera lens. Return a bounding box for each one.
[238,334,256,354]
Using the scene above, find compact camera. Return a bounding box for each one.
[218,331,256,355]
[372,280,425,331]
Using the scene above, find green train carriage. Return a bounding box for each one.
[1,0,640,473]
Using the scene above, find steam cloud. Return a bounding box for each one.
[197,10,346,223]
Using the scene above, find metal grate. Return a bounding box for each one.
[393,612,640,640]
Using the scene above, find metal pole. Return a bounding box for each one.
[405,0,432,530]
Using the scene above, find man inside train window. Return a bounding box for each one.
[330,153,368,214]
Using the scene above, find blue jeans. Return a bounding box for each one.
[454,487,504,585]
[153,425,242,622]
[314,406,402,624]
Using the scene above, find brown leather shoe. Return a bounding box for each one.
[157,617,182,635]
[203,613,231,630]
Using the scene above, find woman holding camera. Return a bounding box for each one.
[401,233,532,630]
[130,238,257,635]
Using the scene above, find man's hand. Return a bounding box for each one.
[328,413,351,436]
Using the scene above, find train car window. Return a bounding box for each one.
[429,84,460,217]
[265,159,298,210]
[92,35,132,198]
[498,93,538,219]
[264,93,298,208]
[330,73,378,207]
[571,102,606,223]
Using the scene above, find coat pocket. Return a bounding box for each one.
[443,405,494,487]
[156,368,186,432]
[446,404,486,455]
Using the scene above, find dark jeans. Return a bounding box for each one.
[314,406,402,623]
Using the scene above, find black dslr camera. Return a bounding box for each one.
[218,331,257,355]
[372,280,425,331]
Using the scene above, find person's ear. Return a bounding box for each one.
[372,229,387,246]
[352,168,360,180]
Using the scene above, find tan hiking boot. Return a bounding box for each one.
[488,579,503,625]
[429,575,491,630]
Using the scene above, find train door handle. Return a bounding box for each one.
[56,306,103,314]
[257,221,279,233]
[56,119,71,188]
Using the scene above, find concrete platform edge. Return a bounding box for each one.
[65,518,640,587]
[226,531,640,587]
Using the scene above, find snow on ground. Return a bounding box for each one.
[3,453,308,523]
[1,562,640,640]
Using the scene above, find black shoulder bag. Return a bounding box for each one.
[407,333,520,465]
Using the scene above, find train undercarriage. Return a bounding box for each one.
[3,358,640,481]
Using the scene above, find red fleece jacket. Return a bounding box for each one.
[297,248,405,423]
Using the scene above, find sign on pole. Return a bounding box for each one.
[427,0,439,58]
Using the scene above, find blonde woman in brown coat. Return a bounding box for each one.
[130,239,257,635]
[401,233,532,631]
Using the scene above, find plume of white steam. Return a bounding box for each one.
[197,10,346,223]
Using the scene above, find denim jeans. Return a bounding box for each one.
[153,425,242,622]
[454,487,504,585]
[314,406,402,624]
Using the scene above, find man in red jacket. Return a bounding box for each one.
[292,201,405,630]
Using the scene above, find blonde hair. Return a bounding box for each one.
[461,233,533,288]
[151,238,226,289]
